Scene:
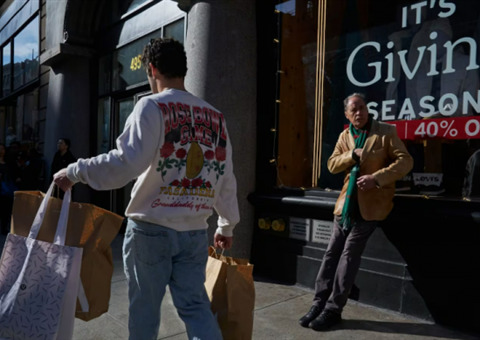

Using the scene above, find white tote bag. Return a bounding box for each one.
[0,182,83,340]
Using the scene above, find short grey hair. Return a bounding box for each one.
[343,93,366,110]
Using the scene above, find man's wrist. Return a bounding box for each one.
[352,149,360,163]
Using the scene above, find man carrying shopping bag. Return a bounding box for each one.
[54,38,240,340]
[0,183,82,340]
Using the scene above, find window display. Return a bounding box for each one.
[274,0,480,200]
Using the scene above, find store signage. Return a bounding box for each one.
[388,116,480,139]
[413,172,443,186]
[130,54,143,72]
[114,32,159,90]
[311,220,333,244]
[289,217,311,241]
[346,0,480,122]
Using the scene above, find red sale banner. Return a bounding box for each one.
[387,116,480,140]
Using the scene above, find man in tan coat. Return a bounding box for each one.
[299,93,413,331]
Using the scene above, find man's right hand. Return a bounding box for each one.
[53,168,74,192]
[353,148,363,160]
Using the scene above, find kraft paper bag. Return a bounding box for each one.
[0,184,82,340]
[10,187,124,321]
[205,246,255,340]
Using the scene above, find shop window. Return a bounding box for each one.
[2,43,11,97]
[112,30,160,91]
[164,18,185,43]
[273,0,480,201]
[274,0,318,188]
[109,18,185,92]
[13,17,39,90]
[0,106,15,146]
[127,0,152,13]
[97,98,111,154]
[98,55,112,96]
[0,88,39,146]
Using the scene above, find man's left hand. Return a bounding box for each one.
[53,168,74,192]
[357,174,376,191]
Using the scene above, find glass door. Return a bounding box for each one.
[96,91,151,215]
[111,97,135,215]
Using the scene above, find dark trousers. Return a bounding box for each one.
[313,216,377,313]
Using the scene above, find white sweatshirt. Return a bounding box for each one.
[66,89,240,236]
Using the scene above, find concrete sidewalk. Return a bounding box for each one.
[71,235,478,340]
[0,234,476,339]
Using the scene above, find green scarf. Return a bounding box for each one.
[339,122,369,232]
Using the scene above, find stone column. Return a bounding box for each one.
[41,0,93,202]
[185,0,257,258]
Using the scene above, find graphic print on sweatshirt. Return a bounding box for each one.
[152,101,228,211]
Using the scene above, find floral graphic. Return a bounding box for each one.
[215,146,226,161]
[157,142,227,182]
[181,178,191,188]
[157,144,187,179]
[204,146,226,181]
[176,148,187,158]
[170,177,212,189]
[204,150,214,160]
[160,142,175,158]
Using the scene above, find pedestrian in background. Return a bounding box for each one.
[54,38,239,339]
[299,93,413,331]
[51,138,76,198]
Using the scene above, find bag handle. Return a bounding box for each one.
[28,181,71,246]
[209,246,225,259]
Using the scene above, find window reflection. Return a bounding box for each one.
[13,17,39,89]
[164,19,185,43]
[97,98,111,154]
[118,99,134,133]
[111,18,185,92]
[276,0,296,15]
[274,0,318,187]
[269,0,480,200]
[3,43,11,97]
[127,0,151,13]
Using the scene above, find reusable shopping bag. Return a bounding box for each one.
[0,183,82,340]
[205,246,255,340]
[10,186,124,321]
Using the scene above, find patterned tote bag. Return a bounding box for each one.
[0,182,83,340]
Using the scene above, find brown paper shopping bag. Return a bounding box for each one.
[205,246,255,340]
[10,189,124,321]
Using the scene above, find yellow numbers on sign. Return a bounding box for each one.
[130,54,142,71]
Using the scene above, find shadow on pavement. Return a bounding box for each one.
[340,319,479,340]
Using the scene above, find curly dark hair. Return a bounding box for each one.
[141,38,187,79]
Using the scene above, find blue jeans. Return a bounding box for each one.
[123,218,222,340]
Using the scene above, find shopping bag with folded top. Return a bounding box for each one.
[10,184,124,321]
[205,246,255,340]
[0,183,82,340]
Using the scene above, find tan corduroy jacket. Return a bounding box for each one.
[328,119,413,221]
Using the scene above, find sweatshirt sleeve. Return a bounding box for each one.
[213,130,240,237]
[66,98,162,190]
